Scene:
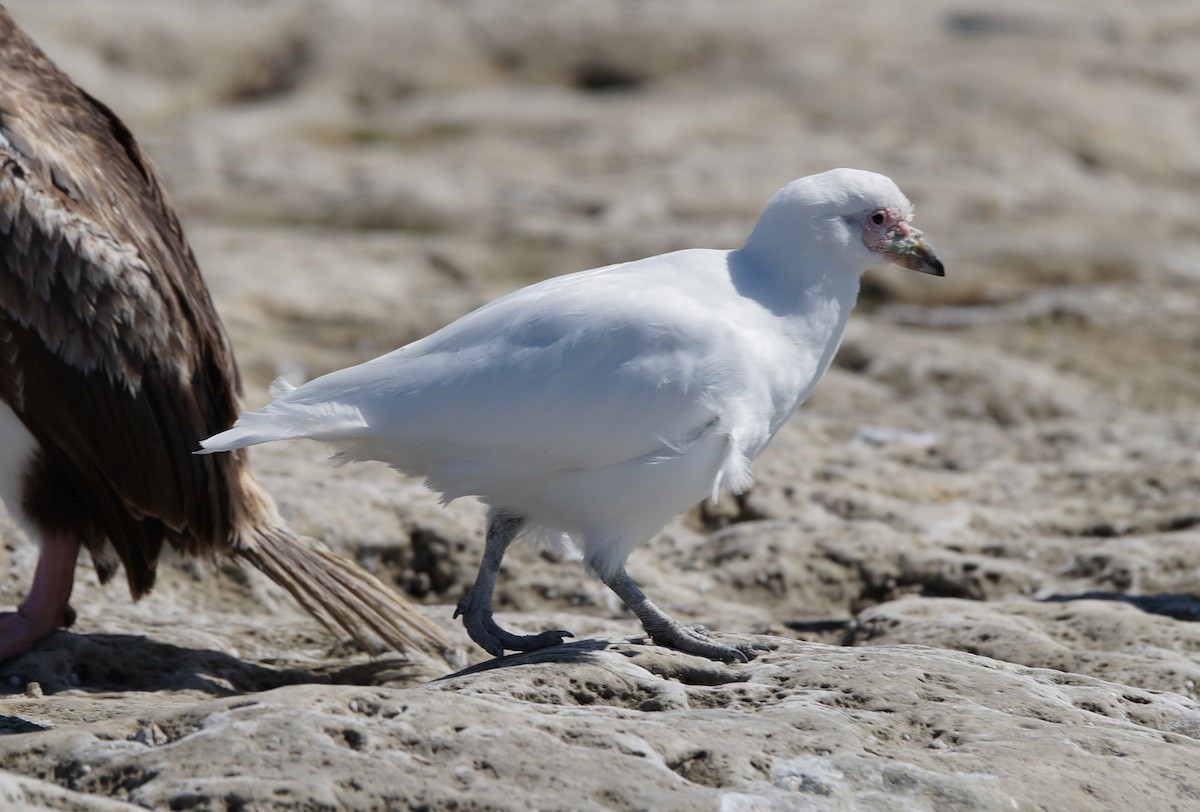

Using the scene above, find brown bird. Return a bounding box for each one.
[0,6,447,660]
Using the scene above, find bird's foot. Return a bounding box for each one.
[644,620,764,664]
[0,602,75,662]
[454,593,572,657]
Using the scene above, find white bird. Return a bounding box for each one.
[200,168,944,662]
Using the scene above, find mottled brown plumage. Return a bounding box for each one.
[0,5,447,659]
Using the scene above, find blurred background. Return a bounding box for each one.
[5,0,1200,683]
[13,0,1200,401]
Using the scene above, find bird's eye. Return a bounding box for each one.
[870,212,886,226]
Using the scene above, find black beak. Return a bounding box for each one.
[885,229,945,277]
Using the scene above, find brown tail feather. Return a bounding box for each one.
[234,523,452,655]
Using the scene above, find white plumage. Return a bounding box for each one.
[201,168,943,661]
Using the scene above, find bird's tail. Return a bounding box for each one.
[235,521,453,657]
[197,378,367,454]
[232,473,452,659]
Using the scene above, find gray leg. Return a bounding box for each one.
[602,566,757,663]
[454,512,573,657]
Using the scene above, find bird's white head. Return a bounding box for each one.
[743,168,944,279]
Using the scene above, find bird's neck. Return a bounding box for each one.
[729,235,862,395]
[728,233,862,320]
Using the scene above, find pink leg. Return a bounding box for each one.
[0,531,79,661]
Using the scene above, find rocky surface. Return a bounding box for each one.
[6,640,1200,811]
[3,0,1200,809]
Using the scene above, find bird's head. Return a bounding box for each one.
[745,168,945,279]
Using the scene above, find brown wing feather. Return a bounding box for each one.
[0,10,450,655]
[0,8,246,596]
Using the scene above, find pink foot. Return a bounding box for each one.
[0,532,79,662]
[0,605,75,660]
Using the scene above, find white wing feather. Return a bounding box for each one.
[201,248,806,505]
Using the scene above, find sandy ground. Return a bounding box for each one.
[3,0,1200,809]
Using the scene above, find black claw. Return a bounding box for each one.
[646,624,761,663]
[452,594,472,619]
[455,598,575,657]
